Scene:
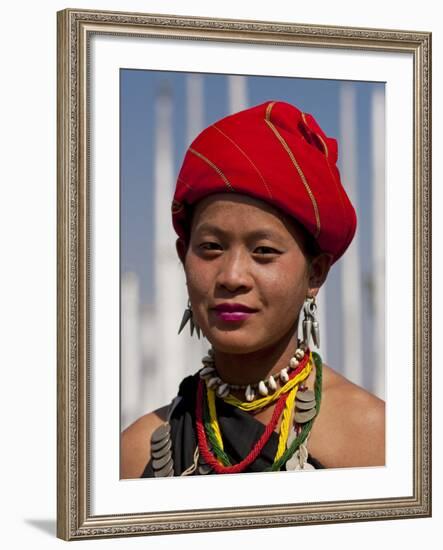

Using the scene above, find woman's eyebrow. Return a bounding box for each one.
[194,223,283,241]
[193,223,225,235]
[247,229,282,241]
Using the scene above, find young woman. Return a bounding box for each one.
[121,100,385,478]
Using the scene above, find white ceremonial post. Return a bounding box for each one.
[121,271,141,429]
[228,75,248,113]
[371,87,386,400]
[153,84,187,410]
[183,74,209,372]
[314,287,328,359]
[186,74,204,146]
[339,83,364,387]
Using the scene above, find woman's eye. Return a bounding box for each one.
[199,242,222,251]
[254,246,279,255]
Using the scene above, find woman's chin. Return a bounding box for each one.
[202,321,299,356]
[204,330,268,355]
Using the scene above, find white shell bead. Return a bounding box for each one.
[258,380,269,396]
[280,368,289,383]
[289,357,299,369]
[267,375,277,391]
[245,384,255,402]
[208,348,214,357]
[216,383,230,398]
[295,349,305,360]
[299,443,309,463]
[207,376,221,389]
[202,355,214,364]
[200,366,215,379]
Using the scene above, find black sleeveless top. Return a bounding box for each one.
[141,373,324,477]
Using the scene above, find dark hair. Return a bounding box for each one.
[290,216,322,261]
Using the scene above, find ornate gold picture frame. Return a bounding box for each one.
[57,8,431,540]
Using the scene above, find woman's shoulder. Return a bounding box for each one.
[120,405,169,479]
[120,373,199,479]
[309,364,385,468]
[323,364,385,411]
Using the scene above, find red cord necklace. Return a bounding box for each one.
[195,353,310,474]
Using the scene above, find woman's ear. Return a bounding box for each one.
[176,238,187,265]
[308,253,333,296]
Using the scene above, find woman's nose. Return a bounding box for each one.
[216,251,252,293]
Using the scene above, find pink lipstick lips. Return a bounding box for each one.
[212,303,257,322]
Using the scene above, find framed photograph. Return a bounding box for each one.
[57,8,431,540]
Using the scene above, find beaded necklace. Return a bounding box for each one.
[270,353,322,471]
[205,356,312,453]
[195,350,323,474]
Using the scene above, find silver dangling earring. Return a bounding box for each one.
[178,299,201,339]
[302,296,320,348]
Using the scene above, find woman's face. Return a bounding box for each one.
[179,193,323,355]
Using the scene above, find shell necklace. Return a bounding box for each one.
[199,344,308,402]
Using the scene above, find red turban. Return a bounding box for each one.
[172,100,356,263]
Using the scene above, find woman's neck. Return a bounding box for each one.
[212,331,300,386]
